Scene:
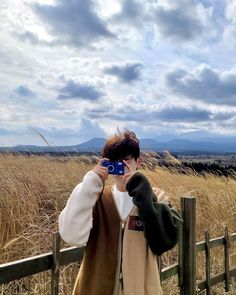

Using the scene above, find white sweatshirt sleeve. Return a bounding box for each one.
[58,170,103,246]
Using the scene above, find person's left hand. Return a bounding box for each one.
[153,188,169,205]
[123,160,137,186]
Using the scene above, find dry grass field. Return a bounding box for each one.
[0,154,235,294]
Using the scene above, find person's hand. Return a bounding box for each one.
[93,158,109,183]
[123,160,137,186]
[153,188,169,205]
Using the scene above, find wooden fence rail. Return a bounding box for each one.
[0,197,236,295]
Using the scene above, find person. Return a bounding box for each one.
[58,130,181,295]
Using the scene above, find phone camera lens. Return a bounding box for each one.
[107,165,114,172]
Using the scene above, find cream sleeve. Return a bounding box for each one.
[58,170,103,246]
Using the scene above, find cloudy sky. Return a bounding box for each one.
[1,0,236,146]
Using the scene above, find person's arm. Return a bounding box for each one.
[126,172,182,256]
[59,158,109,246]
[58,170,104,246]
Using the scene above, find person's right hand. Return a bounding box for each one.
[93,158,109,183]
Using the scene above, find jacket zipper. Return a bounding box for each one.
[113,221,126,295]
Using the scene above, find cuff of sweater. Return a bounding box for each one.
[126,172,154,209]
[85,170,104,187]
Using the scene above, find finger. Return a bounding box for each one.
[123,160,132,172]
[123,172,135,185]
[153,188,163,197]
[98,166,109,171]
[153,188,161,194]
[100,170,108,180]
[123,175,131,186]
[94,166,108,175]
[153,188,168,203]
[98,158,110,165]
[94,167,108,181]
[157,193,169,204]
[123,172,131,181]
[163,198,170,204]
[157,191,166,201]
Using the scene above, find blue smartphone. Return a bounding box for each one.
[102,160,125,175]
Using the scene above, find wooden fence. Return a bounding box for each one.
[0,196,236,294]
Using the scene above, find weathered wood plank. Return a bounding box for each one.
[231,233,236,241]
[224,227,230,292]
[0,246,84,284]
[0,253,53,284]
[205,231,212,295]
[197,267,236,291]
[180,197,196,295]
[196,233,236,252]
[51,232,60,295]
[157,256,162,282]
[60,247,84,265]
[161,263,179,281]
[178,211,184,289]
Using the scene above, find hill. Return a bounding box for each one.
[0,137,235,154]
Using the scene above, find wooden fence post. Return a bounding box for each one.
[224,227,230,292]
[157,256,162,282]
[205,231,212,295]
[51,232,60,295]
[179,196,196,295]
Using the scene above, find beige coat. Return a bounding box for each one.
[73,186,162,295]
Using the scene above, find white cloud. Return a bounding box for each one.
[17,0,116,48]
[165,64,236,106]
[153,0,212,42]
[0,0,235,146]
[97,0,121,18]
[103,62,143,83]
[223,0,236,46]
[57,79,104,100]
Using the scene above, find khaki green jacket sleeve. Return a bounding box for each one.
[126,172,182,256]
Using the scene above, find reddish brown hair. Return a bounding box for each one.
[102,129,140,161]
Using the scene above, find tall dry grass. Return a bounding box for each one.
[0,154,235,294]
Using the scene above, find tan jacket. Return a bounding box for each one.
[73,185,162,295]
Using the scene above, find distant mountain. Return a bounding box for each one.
[0,145,48,153]
[155,139,236,153]
[71,137,105,152]
[0,136,235,154]
[139,139,159,150]
[167,130,236,144]
[139,138,236,153]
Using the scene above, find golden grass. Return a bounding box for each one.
[0,154,235,294]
